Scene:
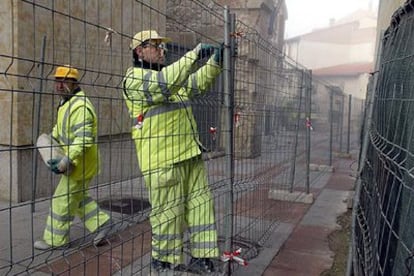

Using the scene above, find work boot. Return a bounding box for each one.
[150,258,174,275]
[34,240,68,250]
[189,257,216,274]
[93,219,113,246]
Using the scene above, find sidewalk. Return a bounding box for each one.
[235,155,356,276]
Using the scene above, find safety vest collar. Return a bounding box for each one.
[58,87,82,107]
[134,59,164,71]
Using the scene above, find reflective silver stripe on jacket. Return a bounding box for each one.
[45,224,69,236]
[157,71,172,100]
[140,71,172,103]
[50,211,75,223]
[152,233,183,241]
[126,67,197,105]
[79,197,94,208]
[72,121,94,139]
[190,74,200,96]
[83,208,100,221]
[188,224,216,234]
[58,97,86,144]
[191,241,217,249]
[152,246,183,257]
[142,71,154,104]
[74,131,93,138]
[132,102,190,125]
[182,74,199,96]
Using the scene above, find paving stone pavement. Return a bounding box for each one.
[253,157,355,276]
[0,153,356,276]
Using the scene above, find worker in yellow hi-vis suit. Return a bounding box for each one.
[34,65,111,250]
[122,30,223,274]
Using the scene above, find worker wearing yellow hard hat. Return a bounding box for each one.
[53,65,80,101]
[129,30,171,50]
[34,65,112,250]
[122,30,223,274]
[54,65,79,79]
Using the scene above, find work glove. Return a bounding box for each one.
[47,158,62,174]
[47,156,74,175]
[194,43,216,60]
[213,43,225,65]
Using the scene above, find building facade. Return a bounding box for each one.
[285,8,378,99]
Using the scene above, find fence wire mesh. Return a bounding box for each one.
[0,0,363,275]
[353,1,414,275]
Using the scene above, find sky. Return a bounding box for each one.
[284,0,379,38]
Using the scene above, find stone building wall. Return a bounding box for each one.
[0,0,166,202]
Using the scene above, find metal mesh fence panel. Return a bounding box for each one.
[353,1,414,275]
[0,0,363,275]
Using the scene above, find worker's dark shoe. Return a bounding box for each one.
[34,240,67,250]
[150,258,174,275]
[189,257,216,274]
[93,219,113,246]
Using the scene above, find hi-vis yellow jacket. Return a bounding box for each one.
[52,90,99,180]
[123,50,221,173]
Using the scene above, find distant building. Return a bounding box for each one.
[284,8,378,99]
[221,0,287,50]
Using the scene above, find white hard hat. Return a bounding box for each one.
[130,30,171,50]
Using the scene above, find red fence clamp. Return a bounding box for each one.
[209,127,217,140]
[220,248,248,266]
[306,117,313,131]
[234,112,241,127]
[135,114,144,129]
[230,31,244,38]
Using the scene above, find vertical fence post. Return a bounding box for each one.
[305,70,312,194]
[339,94,344,152]
[347,94,352,154]
[329,89,333,166]
[223,6,235,275]
[288,69,303,193]
[32,35,47,213]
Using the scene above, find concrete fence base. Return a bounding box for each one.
[268,189,314,204]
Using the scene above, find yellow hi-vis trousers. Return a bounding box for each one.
[43,176,110,246]
[144,156,219,264]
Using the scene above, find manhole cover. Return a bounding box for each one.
[99,198,151,215]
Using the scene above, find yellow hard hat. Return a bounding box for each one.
[54,65,79,80]
[130,30,171,50]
